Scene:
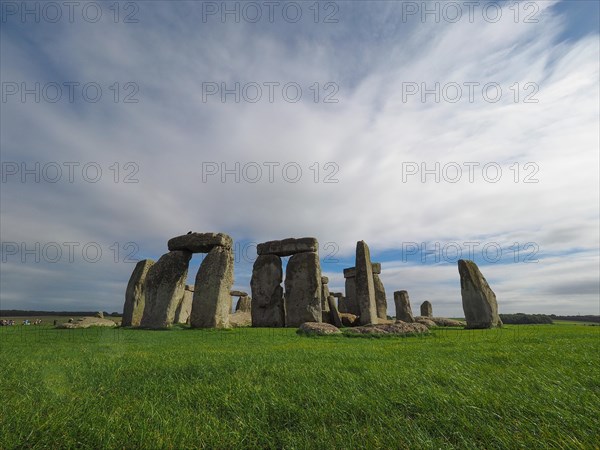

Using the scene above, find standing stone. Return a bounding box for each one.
[343,275,359,315]
[394,290,414,323]
[123,259,155,327]
[355,241,378,325]
[250,254,285,327]
[327,295,343,328]
[458,259,502,329]
[372,273,388,319]
[284,252,322,327]
[140,251,191,328]
[190,246,234,328]
[321,276,331,313]
[235,295,252,313]
[420,301,433,318]
[174,285,194,324]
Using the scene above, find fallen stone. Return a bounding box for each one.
[140,251,191,329]
[257,237,318,257]
[430,317,465,327]
[190,246,234,328]
[394,290,415,323]
[344,322,428,336]
[420,300,433,318]
[229,311,252,327]
[297,322,341,336]
[340,313,359,327]
[414,317,437,328]
[355,241,378,325]
[458,259,502,329]
[168,232,232,253]
[284,251,322,327]
[56,317,117,329]
[251,254,285,327]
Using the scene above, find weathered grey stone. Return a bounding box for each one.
[343,277,359,315]
[458,259,502,329]
[257,237,318,257]
[373,273,387,319]
[327,295,343,328]
[429,317,465,327]
[190,246,234,328]
[174,287,193,324]
[394,290,415,323]
[230,290,247,297]
[140,251,191,329]
[343,263,381,278]
[56,317,117,329]
[95,311,104,319]
[229,311,252,327]
[321,276,329,284]
[297,322,341,336]
[235,295,252,313]
[250,254,285,327]
[420,300,433,318]
[355,241,378,325]
[168,232,232,253]
[330,292,343,298]
[284,251,322,327]
[124,259,154,327]
[414,317,437,328]
[340,312,359,327]
[321,282,331,313]
[345,322,428,336]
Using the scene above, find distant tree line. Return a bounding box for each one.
[0,310,122,317]
[499,313,553,324]
[549,314,600,323]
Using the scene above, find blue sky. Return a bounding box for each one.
[1,1,599,317]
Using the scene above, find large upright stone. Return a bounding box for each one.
[321,276,331,313]
[140,251,191,328]
[420,301,433,318]
[458,259,502,329]
[168,232,232,253]
[285,252,322,327]
[122,259,154,327]
[327,295,343,328]
[174,285,194,324]
[355,241,378,325]
[343,274,359,315]
[190,246,234,328]
[394,290,414,323]
[235,295,252,313]
[257,237,318,257]
[250,254,285,327]
[373,273,387,319]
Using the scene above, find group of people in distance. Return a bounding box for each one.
[0,319,43,326]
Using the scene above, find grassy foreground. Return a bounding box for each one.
[0,324,598,449]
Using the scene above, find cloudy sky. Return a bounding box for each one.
[1,0,598,317]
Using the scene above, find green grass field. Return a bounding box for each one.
[1,324,598,449]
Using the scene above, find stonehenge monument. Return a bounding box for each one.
[458,259,502,328]
[420,300,433,318]
[123,259,154,327]
[355,241,379,325]
[123,236,501,331]
[124,232,234,329]
[394,290,415,323]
